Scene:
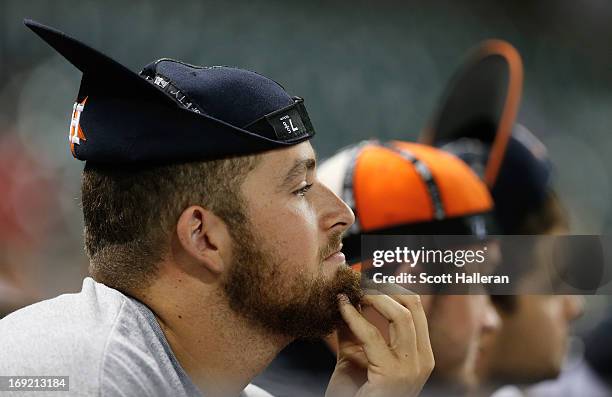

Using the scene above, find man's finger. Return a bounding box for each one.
[337,294,394,366]
[374,283,432,358]
[336,324,370,368]
[361,294,417,359]
[392,294,433,361]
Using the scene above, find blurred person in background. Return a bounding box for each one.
[513,306,612,397]
[0,133,61,318]
[0,262,37,318]
[420,39,585,396]
[255,140,501,396]
[0,20,434,397]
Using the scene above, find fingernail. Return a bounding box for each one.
[337,294,349,303]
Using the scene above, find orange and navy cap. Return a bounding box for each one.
[420,40,553,234]
[318,140,494,264]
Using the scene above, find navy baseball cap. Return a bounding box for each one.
[24,19,315,164]
[420,40,553,234]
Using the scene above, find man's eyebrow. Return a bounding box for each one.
[279,158,316,189]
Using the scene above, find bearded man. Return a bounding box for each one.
[0,20,433,397]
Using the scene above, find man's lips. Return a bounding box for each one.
[323,244,345,263]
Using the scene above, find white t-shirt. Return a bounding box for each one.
[0,277,272,397]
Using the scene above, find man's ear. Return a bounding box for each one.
[175,206,230,275]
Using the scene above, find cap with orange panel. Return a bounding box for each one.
[420,39,553,234]
[318,140,495,265]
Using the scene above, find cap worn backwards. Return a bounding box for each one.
[24,19,315,164]
[420,39,553,233]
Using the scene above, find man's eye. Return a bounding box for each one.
[294,183,313,197]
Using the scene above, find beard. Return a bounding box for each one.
[222,220,362,340]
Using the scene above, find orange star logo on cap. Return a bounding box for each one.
[69,96,87,156]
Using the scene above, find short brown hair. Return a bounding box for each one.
[82,155,259,294]
[491,190,569,313]
[516,190,568,235]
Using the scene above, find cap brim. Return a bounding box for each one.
[24,19,175,106]
[420,40,523,187]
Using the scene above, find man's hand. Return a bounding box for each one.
[325,293,434,397]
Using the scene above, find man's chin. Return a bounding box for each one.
[268,266,362,340]
[320,260,350,279]
[225,243,362,340]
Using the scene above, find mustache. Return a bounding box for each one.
[319,230,345,262]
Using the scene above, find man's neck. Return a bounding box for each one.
[137,281,291,397]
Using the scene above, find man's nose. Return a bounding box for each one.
[319,182,355,233]
[482,298,502,333]
[565,295,585,322]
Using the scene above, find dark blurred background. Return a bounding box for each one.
[0,0,611,330]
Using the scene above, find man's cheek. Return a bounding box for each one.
[293,204,318,231]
